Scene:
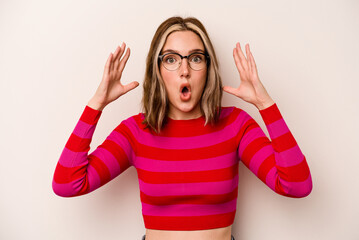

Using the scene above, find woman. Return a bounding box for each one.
[52,16,313,240]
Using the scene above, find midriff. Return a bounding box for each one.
[145,225,232,240]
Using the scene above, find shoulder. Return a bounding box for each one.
[116,112,149,132]
[219,105,254,129]
[220,105,250,118]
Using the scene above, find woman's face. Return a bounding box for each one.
[160,30,207,120]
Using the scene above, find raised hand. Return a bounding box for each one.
[88,42,139,111]
[223,42,274,110]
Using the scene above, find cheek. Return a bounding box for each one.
[197,70,208,91]
[160,67,176,93]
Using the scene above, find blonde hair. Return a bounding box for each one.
[141,16,223,133]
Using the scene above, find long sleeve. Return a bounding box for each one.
[236,103,312,198]
[52,105,135,197]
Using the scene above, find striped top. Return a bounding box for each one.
[52,103,312,230]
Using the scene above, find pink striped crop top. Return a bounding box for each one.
[52,103,312,230]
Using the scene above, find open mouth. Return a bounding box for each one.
[182,86,189,95]
[180,85,191,100]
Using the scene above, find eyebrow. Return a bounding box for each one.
[161,48,205,54]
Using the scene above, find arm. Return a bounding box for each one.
[52,105,134,197]
[223,42,312,197]
[236,103,312,198]
[52,43,139,197]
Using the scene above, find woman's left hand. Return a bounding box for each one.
[223,42,275,110]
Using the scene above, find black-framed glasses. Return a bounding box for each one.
[158,52,210,71]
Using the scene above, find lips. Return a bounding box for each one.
[179,82,191,101]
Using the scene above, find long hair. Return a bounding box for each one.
[141,16,223,134]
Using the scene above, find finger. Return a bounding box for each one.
[111,45,122,72]
[233,47,244,74]
[112,43,124,61]
[235,42,249,70]
[249,51,258,75]
[245,44,252,73]
[123,81,139,94]
[114,43,126,70]
[118,47,131,73]
[105,53,113,77]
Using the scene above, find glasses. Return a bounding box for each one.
[158,52,210,71]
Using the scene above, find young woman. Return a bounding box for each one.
[52,16,313,240]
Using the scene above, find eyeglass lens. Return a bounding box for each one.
[162,53,207,71]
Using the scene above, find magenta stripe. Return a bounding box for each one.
[248,145,273,175]
[125,118,234,149]
[136,152,238,172]
[73,119,96,138]
[219,107,233,119]
[275,145,304,167]
[106,130,134,165]
[231,109,251,130]
[265,167,312,197]
[90,148,121,179]
[124,108,239,150]
[265,118,289,139]
[87,164,101,192]
[277,173,312,195]
[52,180,78,197]
[285,175,312,197]
[59,148,88,167]
[142,199,237,216]
[52,164,100,197]
[238,126,265,157]
[265,167,278,192]
[139,174,238,197]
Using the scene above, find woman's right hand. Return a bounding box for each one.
[88,42,139,111]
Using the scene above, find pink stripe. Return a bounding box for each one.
[136,152,238,172]
[285,174,312,197]
[107,130,134,165]
[238,126,265,157]
[265,167,278,192]
[231,109,250,130]
[139,174,238,197]
[52,180,78,197]
[275,145,305,167]
[219,107,233,119]
[90,148,121,179]
[73,119,96,138]
[52,165,100,197]
[142,199,237,216]
[280,175,312,197]
[59,148,88,167]
[265,118,289,139]
[124,108,239,150]
[87,164,101,192]
[52,164,101,197]
[248,145,273,175]
[265,167,312,197]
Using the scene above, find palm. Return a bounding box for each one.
[93,43,139,107]
[223,43,273,109]
[102,70,126,102]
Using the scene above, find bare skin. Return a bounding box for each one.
[159,30,207,120]
[87,42,139,111]
[87,39,274,240]
[223,42,275,110]
[145,225,232,240]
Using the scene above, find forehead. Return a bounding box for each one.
[162,30,205,54]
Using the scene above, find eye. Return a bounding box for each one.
[190,54,204,63]
[163,54,178,64]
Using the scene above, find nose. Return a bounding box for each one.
[179,58,190,77]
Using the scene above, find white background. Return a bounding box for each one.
[1,0,358,239]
